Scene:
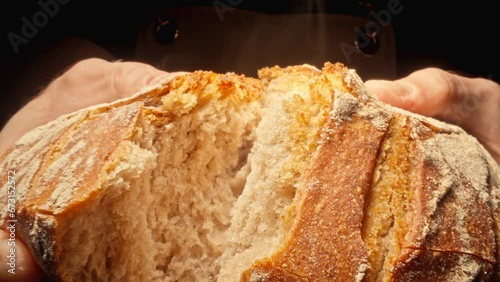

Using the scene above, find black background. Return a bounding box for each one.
[1,0,498,129]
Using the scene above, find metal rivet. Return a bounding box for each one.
[153,16,178,45]
[354,25,379,55]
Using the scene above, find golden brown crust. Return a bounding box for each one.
[390,126,498,281]
[244,63,390,281]
[243,63,500,281]
[0,71,263,280]
[244,116,389,281]
[24,102,143,215]
[392,250,494,281]
[1,63,498,281]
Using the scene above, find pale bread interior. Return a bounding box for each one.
[55,66,340,281]
[36,66,409,282]
[54,74,262,281]
[218,66,336,281]
[3,64,497,281]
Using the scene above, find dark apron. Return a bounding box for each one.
[135,7,397,80]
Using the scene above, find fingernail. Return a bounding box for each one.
[366,79,414,97]
[365,80,397,97]
[393,81,414,96]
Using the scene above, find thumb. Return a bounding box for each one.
[365,68,500,162]
[365,68,456,117]
[0,229,43,281]
[107,61,186,99]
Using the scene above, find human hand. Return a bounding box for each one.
[365,68,500,163]
[0,58,183,281]
[0,58,184,155]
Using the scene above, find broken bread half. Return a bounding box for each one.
[1,63,499,281]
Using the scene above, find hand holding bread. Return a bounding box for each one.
[366,68,500,163]
[0,58,184,155]
[0,59,183,281]
[0,60,498,281]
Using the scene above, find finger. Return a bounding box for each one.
[0,229,42,282]
[365,68,500,162]
[107,61,186,99]
[46,58,185,103]
[365,68,456,117]
[364,80,414,109]
[0,59,185,155]
[366,68,500,117]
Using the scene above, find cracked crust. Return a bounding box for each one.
[0,71,263,280]
[0,63,498,281]
[242,63,500,281]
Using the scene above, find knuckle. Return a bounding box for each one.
[429,68,454,95]
[57,58,108,86]
[70,58,107,73]
[417,67,455,103]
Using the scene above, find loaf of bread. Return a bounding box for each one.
[0,63,498,281]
